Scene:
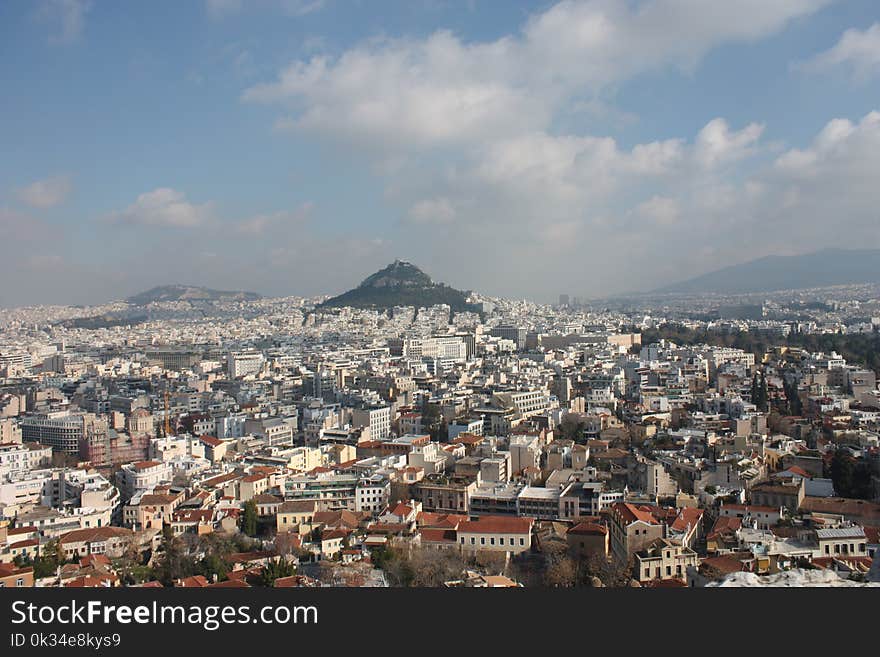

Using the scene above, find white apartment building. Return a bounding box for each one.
[116,460,172,501]
[227,352,265,378]
[351,406,391,441]
[0,443,52,476]
[355,475,391,515]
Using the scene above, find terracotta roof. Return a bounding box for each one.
[0,563,33,577]
[709,516,742,536]
[207,579,250,588]
[278,500,317,514]
[568,522,607,536]
[419,528,457,543]
[417,512,467,529]
[59,527,132,545]
[64,575,117,588]
[700,555,747,575]
[612,503,661,526]
[132,460,163,470]
[79,554,112,568]
[671,507,704,532]
[253,494,283,504]
[172,509,213,523]
[176,575,210,587]
[138,493,180,506]
[457,515,534,535]
[800,497,880,521]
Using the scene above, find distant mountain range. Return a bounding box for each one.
[319,260,479,312]
[126,285,262,305]
[654,248,880,295]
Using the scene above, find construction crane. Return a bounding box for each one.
[164,389,171,437]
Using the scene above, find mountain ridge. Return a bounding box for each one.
[653,248,880,295]
[126,285,262,305]
[318,260,478,312]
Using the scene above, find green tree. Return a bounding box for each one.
[258,558,297,587]
[241,500,259,537]
[32,539,65,578]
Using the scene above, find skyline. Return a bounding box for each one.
[3,0,880,307]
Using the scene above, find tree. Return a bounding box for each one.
[274,531,300,558]
[829,448,872,499]
[408,548,466,587]
[32,539,65,579]
[583,554,635,588]
[153,526,196,586]
[259,558,297,587]
[241,500,258,537]
[542,542,578,587]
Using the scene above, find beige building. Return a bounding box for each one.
[566,521,609,560]
[607,503,665,563]
[59,527,134,560]
[634,538,698,583]
[276,500,318,534]
[457,515,534,555]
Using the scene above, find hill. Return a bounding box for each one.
[318,260,478,312]
[126,285,261,305]
[654,248,880,295]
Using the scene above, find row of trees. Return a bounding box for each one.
[370,543,636,588]
[144,527,290,587]
[641,325,880,377]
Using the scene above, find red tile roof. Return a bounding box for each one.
[457,515,534,535]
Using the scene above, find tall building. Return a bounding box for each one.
[490,325,527,350]
[19,412,104,455]
[351,405,391,441]
[228,352,264,378]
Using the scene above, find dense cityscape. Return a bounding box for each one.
[1,260,879,589]
[3,0,880,606]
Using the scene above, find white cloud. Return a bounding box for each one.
[693,118,765,168]
[236,202,314,234]
[635,195,680,226]
[39,0,92,44]
[407,198,457,225]
[16,175,72,209]
[106,188,215,228]
[244,30,546,150]
[804,23,880,80]
[240,0,860,298]
[244,0,829,151]
[206,0,325,20]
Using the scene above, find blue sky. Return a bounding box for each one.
[2,0,880,306]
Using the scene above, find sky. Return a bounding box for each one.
[2,0,880,307]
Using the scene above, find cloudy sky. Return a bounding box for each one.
[2,0,880,307]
